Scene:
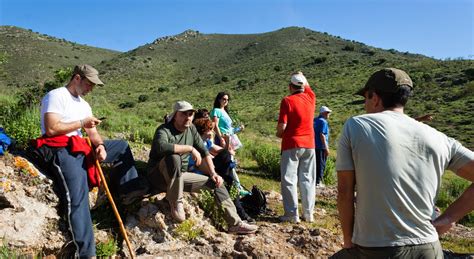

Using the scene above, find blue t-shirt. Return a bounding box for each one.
[211,108,233,135]
[313,115,329,149]
[188,139,213,174]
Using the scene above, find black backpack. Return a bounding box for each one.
[240,185,267,216]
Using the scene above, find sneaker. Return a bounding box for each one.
[169,200,186,223]
[316,183,326,188]
[303,214,314,223]
[228,221,258,234]
[279,215,301,223]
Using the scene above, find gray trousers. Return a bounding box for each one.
[330,241,444,259]
[148,154,241,226]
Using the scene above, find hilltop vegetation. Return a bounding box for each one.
[0,26,118,88]
[0,25,473,147]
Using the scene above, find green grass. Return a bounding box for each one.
[437,171,474,227]
[440,236,474,254]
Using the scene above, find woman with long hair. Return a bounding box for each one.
[211,92,244,149]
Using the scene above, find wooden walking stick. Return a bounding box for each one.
[86,138,136,259]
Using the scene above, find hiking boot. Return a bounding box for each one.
[169,200,186,223]
[279,215,300,223]
[120,187,149,205]
[228,221,258,234]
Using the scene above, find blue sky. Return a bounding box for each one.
[1,0,472,59]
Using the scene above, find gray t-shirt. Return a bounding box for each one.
[336,110,474,247]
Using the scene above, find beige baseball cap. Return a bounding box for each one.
[73,64,104,86]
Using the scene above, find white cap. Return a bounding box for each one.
[320,106,332,113]
[290,72,308,87]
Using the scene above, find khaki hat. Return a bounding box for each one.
[356,68,413,96]
[169,101,196,121]
[73,64,104,86]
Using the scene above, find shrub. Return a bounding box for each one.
[221,76,229,82]
[118,101,136,109]
[174,219,203,241]
[253,143,281,179]
[342,45,355,51]
[323,156,336,186]
[198,189,227,230]
[237,79,248,87]
[138,94,149,103]
[96,238,118,257]
[157,86,169,93]
[4,108,41,148]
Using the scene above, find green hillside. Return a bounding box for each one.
[0,26,119,88]
[91,27,474,148]
[1,26,473,148]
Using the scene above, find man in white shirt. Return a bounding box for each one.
[37,64,147,258]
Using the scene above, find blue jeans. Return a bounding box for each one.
[315,149,327,185]
[52,139,142,258]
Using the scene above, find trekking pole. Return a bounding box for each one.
[85,138,136,259]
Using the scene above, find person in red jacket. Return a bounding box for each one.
[276,71,316,223]
[37,64,147,258]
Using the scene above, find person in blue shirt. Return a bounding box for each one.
[313,106,332,187]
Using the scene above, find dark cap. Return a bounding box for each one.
[356,68,413,96]
[73,64,104,86]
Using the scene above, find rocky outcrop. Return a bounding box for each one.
[152,29,200,44]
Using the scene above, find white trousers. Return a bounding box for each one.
[280,148,316,218]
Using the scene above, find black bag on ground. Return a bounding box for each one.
[240,185,267,216]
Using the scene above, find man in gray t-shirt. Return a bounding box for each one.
[332,68,474,258]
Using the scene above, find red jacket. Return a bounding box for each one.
[33,135,100,187]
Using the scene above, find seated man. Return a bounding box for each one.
[146,101,258,234]
[34,64,147,258]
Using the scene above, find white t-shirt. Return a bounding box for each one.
[40,86,92,136]
[336,110,474,247]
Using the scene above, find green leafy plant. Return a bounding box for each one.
[0,239,18,259]
[174,219,203,241]
[96,238,118,257]
[252,143,281,179]
[323,156,336,186]
[197,189,227,230]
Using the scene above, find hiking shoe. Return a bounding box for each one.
[228,221,258,234]
[279,215,301,223]
[303,214,314,223]
[243,215,256,224]
[120,187,149,205]
[169,200,186,223]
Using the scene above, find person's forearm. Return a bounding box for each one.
[276,123,286,138]
[203,155,217,176]
[337,192,355,246]
[320,133,327,149]
[437,183,474,225]
[173,144,193,154]
[85,128,103,146]
[45,120,82,136]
